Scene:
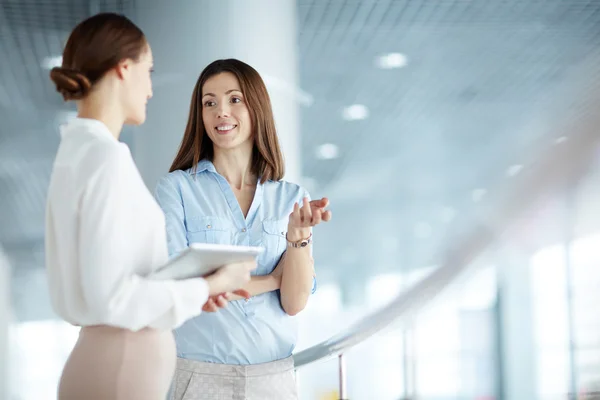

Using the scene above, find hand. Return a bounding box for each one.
[204,261,256,296]
[288,197,332,241]
[202,289,251,312]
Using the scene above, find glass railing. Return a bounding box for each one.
[292,106,600,399]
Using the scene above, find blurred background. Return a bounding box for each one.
[1,0,600,399]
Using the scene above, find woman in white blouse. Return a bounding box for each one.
[45,13,254,400]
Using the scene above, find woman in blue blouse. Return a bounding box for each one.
[155,59,331,400]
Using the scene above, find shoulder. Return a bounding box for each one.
[61,120,127,167]
[156,169,189,189]
[82,140,130,181]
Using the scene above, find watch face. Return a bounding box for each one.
[300,241,308,247]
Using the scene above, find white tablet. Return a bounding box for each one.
[148,243,264,281]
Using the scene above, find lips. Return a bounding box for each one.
[215,124,237,135]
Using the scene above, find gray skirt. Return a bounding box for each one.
[170,356,298,400]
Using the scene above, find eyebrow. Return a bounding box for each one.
[202,89,242,98]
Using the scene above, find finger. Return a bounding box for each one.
[233,289,251,299]
[311,209,322,226]
[289,202,300,224]
[215,295,228,308]
[204,299,217,312]
[223,292,232,300]
[302,197,312,223]
[310,198,329,209]
[321,210,332,222]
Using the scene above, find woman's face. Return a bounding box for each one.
[201,72,252,151]
[122,44,154,125]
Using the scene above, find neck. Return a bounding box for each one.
[76,87,124,140]
[212,144,256,190]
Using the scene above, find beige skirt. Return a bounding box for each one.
[58,325,176,400]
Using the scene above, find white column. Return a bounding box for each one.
[497,248,538,400]
[134,0,302,190]
[0,246,10,400]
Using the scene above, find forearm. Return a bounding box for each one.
[227,274,279,301]
[280,231,314,315]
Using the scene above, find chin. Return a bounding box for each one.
[125,113,146,126]
[211,134,253,151]
[214,138,244,151]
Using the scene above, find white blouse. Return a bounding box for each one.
[45,118,208,331]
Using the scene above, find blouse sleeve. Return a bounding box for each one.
[78,148,209,331]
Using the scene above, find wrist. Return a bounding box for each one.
[204,274,224,296]
[286,227,311,242]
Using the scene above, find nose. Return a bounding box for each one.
[216,102,230,118]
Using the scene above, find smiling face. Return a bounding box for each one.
[201,72,253,151]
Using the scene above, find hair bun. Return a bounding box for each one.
[49,67,92,101]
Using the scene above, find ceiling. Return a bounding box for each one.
[1,0,600,320]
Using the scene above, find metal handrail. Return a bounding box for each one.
[293,105,600,371]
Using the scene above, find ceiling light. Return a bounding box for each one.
[376,53,408,69]
[471,188,487,202]
[261,73,314,107]
[42,55,62,69]
[342,104,369,121]
[315,143,339,160]
[554,136,567,144]
[506,164,523,177]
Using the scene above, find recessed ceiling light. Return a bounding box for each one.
[376,53,408,69]
[471,188,487,202]
[315,143,339,160]
[261,73,314,107]
[554,136,567,144]
[506,164,523,177]
[42,55,62,69]
[342,104,369,121]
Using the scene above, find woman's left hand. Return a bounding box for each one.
[287,197,332,241]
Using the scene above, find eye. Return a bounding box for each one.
[204,100,216,107]
[231,96,242,104]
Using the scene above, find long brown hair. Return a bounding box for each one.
[49,13,147,101]
[169,59,285,183]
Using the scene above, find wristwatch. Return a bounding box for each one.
[286,233,313,248]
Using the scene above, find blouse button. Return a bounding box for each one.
[206,224,212,229]
[242,228,247,233]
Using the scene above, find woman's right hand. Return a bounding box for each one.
[204,260,256,296]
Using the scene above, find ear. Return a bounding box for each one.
[114,59,132,80]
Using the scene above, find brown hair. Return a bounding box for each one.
[49,12,147,101]
[169,59,285,183]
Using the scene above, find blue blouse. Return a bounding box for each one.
[154,160,316,364]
